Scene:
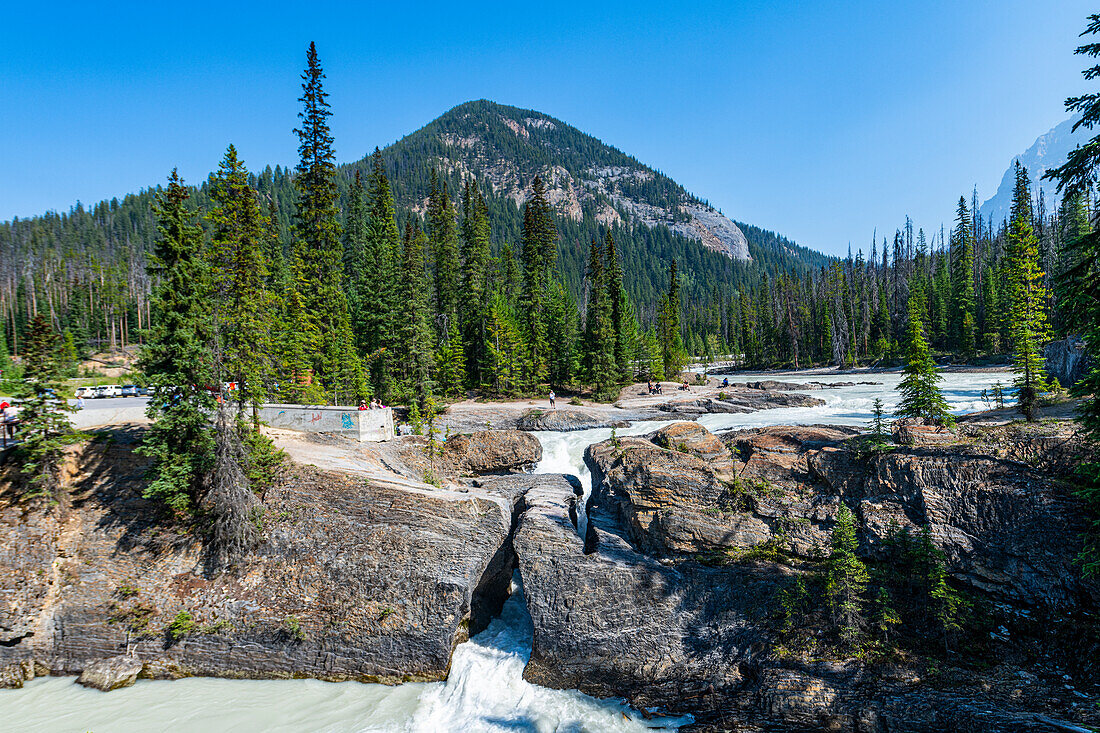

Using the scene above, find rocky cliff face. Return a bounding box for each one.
[0,434,525,687]
[523,420,1100,731]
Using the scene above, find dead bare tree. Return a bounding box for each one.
[206,402,259,574]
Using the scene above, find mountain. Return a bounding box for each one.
[370,100,751,260]
[979,116,1087,226]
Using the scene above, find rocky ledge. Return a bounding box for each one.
[658,390,826,415]
[0,433,529,687]
[510,420,1100,731]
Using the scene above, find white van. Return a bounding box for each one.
[95,385,122,398]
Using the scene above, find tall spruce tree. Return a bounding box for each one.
[1005,162,1050,421]
[896,298,953,426]
[657,259,687,378]
[208,145,271,422]
[520,176,557,386]
[289,42,363,404]
[583,237,616,398]
[603,231,640,382]
[364,149,400,402]
[461,180,492,387]
[138,170,216,515]
[428,171,462,331]
[950,196,976,356]
[394,223,435,406]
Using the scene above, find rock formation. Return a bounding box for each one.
[0,434,524,688]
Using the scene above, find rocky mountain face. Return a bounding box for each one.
[383,100,751,260]
[979,116,1087,227]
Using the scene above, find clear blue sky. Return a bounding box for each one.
[1,0,1093,255]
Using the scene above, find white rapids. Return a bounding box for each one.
[0,370,1008,732]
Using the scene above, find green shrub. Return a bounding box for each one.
[167,610,195,641]
[284,616,305,642]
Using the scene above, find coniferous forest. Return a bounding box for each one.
[0,43,1083,413]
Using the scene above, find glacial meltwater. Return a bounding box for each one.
[0,370,1008,732]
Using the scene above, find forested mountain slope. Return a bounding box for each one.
[0,100,829,352]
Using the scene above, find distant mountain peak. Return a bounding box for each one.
[385,100,751,260]
[979,117,1086,226]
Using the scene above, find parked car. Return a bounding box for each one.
[121,385,139,397]
[137,386,150,396]
[95,385,122,398]
[74,386,93,399]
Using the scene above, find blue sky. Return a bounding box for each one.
[0,0,1093,255]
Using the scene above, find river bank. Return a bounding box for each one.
[1,369,1095,732]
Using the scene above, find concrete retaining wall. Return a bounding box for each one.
[258,404,394,442]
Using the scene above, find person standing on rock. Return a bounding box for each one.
[549,390,556,409]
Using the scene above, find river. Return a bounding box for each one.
[0,370,1009,732]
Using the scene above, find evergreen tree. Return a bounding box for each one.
[869,397,889,445]
[1005,162,1050,421]
[289,42,363,403]
[461,180,492,387]
[15,314,74,499]
[547,280,580,387]
[520,176,557,385]
[603,231,640,382]
[428,170,462,329]
[138,170,216,515]
[583,237,616,398]
[364,149,400,402]
[436,321,467,398]
[826,503,868,646]
[950,196,976,356]
[208,145,271,423]
[657,259,687,378]
[394,223,435,406]
[896,299,953,426]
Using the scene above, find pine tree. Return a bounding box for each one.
[289,42,363,403]
[364,149,400,402]
[461,180,492,387]
[869,397,889,445]
[896,298,953,426]
[603,231,639,382]
[394,223,435,407]
[15,314,74,500]
[826,503,868,646]
[137,170,216,515]
[657,259,687,378]
[208,145,272,423]
[583,237,616,398]
[547,280,580,387]
[436,321,467,398]
[428,171,462,331]
[1005,162,1050,421]
[950,196,976,356]
[520,176,557,386]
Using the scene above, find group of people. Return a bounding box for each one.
[0,401,19,448]
[645,381,664,395]
[357,398,387,411]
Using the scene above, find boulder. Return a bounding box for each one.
[892,417,957,446]
[517,408,604,432]
[77,655,144,691]
[1044,336,1091,389]
[587,435,772,555]
[441,430,542,474]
